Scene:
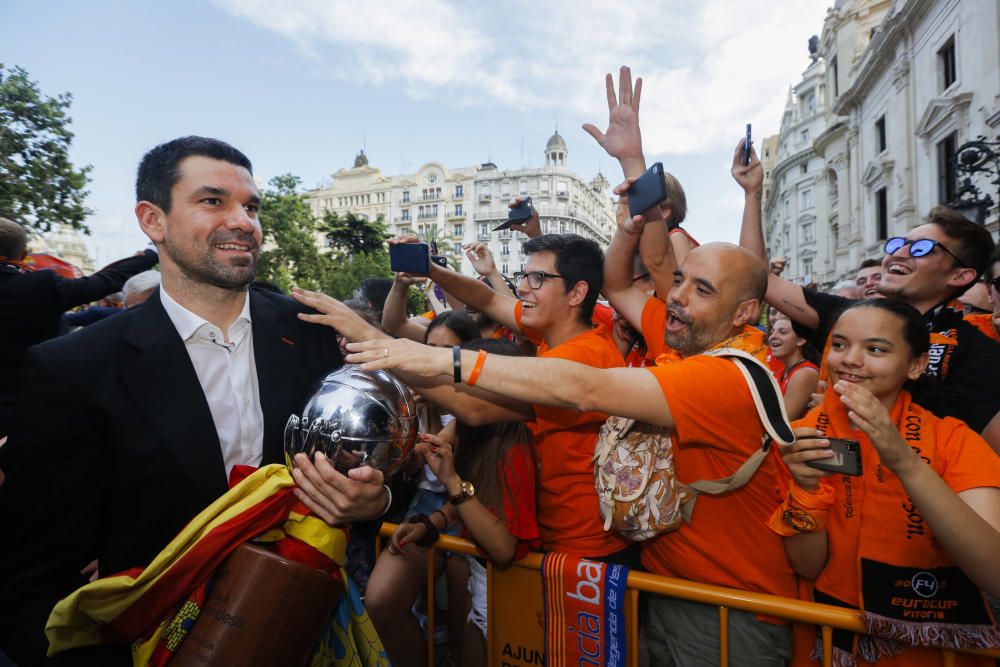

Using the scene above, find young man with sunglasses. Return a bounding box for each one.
[386,231,634,565]
[741,204,1000,451]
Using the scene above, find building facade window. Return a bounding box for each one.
[876,187,889,241]
[875,115,887,153]
[454,184,464,198]
[801,189,813,209]
[802,257,814,277]
[453,243,461,255]
[454,204,463,217]
[401,209,410,221]
[802,221,814,242]
[936,132,958,204]
[402,191,410,203]
[830,55,839,97]
[501,241,510,256]
[453,223,463,236]
[938,35,956,90]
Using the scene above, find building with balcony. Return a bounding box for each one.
[766,0,1000,286]
[305,132,616,276]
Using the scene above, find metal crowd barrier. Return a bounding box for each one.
[375,524,1000,667]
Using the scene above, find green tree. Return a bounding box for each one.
[318,211,393,300]
[256,174,331,292]
[0,64,92,233]
[321,210,390,257]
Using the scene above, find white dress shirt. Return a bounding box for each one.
[160,287,264,476]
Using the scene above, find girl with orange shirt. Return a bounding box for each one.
[773,299,1000,666]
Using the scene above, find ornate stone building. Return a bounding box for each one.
[766,0,999,286]
[305,132,615,276]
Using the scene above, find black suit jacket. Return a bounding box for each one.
[0,249,159,435]
[0,286,344,664]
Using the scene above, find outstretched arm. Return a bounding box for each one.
[583,66,675,304]
[388,236,520,330]
[292,288,382,342]
[346,338,674,429]
[603,181,658,330]
[731,138,818,327]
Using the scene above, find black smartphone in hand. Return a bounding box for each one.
[493,197,533,232]
[627,163,668,218]
[802,437,862,476]
[389,243,431,274]
[743,123,752,166]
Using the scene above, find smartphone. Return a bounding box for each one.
[628,162,669,218]
[431,255,449,268]
[743,123,752,166]
[389,243,431,274]
[801,437,863,476]
[493,197,533,232]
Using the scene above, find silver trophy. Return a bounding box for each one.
[284,365,418,479]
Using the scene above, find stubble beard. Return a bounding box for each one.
[162,233,258,292]
[664,316,735,357]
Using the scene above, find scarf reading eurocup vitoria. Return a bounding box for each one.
[44,464,388,667]
[801,391,999,665]
[541,552,628,667]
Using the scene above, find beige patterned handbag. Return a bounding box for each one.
[593,348,795,541]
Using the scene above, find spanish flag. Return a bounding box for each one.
[45,464,388,667]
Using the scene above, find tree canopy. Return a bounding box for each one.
[0,64,92,233]
[256,176,394,299]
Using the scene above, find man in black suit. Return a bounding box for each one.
[0,218,159,437]
[0,137,388,665]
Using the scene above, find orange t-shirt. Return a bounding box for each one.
[640,355,798,599]
[963,312,1000,342]
[514,300,629,557]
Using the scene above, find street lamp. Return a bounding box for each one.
[948,136,1000,232]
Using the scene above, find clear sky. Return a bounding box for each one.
[1,0,831,267]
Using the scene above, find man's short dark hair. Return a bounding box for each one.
[858,258,881,271]
[136,136,253,213]
[0,217,29,260]
[522,233,604,323]
[357,277,394,319]
[927,205,996,284]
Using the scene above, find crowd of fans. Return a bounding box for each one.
[0,66,999,667]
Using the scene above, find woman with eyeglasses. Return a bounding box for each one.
[773,299,1000,666]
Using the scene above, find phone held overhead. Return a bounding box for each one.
[627,162,669,218]
[389,242,431,275]
[493,197,533,232]
[743,123,752,166]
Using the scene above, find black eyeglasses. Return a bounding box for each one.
[884,237,966,266]
[989,276,1000,292]
[513,271,564,289]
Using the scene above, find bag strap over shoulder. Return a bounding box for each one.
[709,347,795,447]
[680,348,795,521]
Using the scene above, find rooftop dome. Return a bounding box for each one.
[546,130,567,151]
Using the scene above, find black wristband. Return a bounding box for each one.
[408,513,440,548]
[453,345,462,383]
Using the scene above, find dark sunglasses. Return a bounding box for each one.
[884,237,966,266]
[989,276,1000,292]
